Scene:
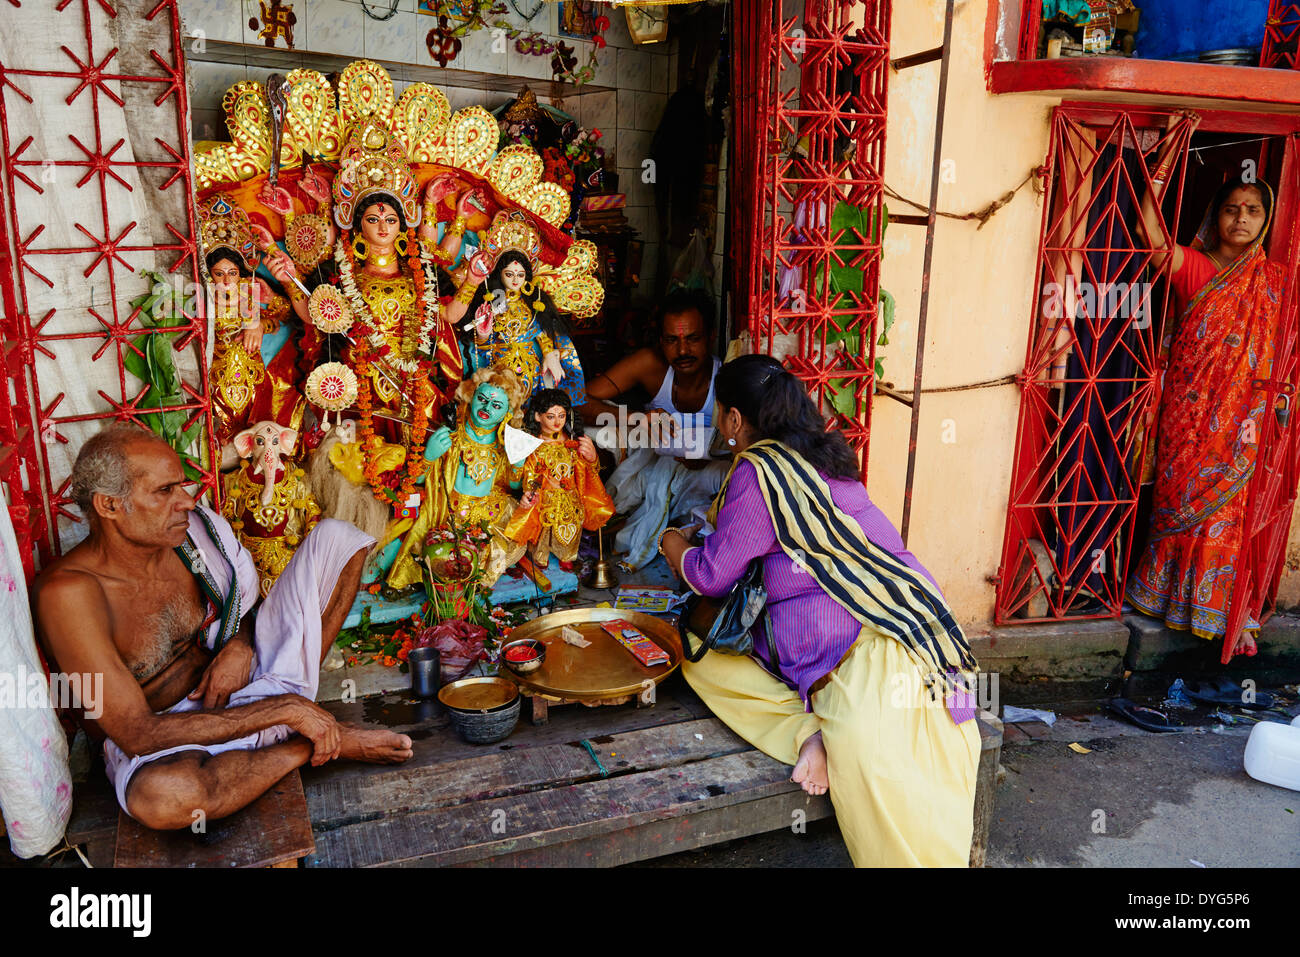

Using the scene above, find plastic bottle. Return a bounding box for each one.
[1242,716,1300,792]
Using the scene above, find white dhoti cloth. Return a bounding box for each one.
[103,510,374,816]
[607,448,728,569]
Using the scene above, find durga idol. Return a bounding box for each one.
[308,121,467,511]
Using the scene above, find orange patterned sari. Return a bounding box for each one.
[1127,185,1285,653]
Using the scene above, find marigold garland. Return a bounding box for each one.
[338,226,442,506]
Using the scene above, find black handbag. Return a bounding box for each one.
[678,559,779,666]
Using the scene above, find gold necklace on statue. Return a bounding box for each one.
[458,431,503,484]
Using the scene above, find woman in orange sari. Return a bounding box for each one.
[1128,146,1285,659]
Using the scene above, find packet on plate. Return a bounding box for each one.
[561,625,591,648]
[601,619,670,667]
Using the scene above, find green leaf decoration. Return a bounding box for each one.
[829,263,864,296]
[118,271,208,470]
[830,199,862,235]
[878,287,895,346]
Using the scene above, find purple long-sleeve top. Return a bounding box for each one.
[680,459,939,707]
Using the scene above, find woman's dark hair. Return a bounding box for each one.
[352,192,408,232]
[715,354,859,480]
[1209,177,1273,246]
[463,249,568,347]
[523,387,582,438]
[205,249,252,278]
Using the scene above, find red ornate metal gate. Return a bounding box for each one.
[731,0,890,476]
[0,0,213,572]
[996,107,1195,623]
[1261,1,1300,69]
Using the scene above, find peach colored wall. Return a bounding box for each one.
[869,1,1053,632]
[875,1,1300,628]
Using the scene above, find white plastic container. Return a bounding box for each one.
[1242,717,1300,792]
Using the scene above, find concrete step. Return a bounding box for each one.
[1122,612,1300,697]
[975,613,1300,704]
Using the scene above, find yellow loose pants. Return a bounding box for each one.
[683,628,980,867]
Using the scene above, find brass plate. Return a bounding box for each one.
[438,676,520,712]
[502,607,682,701]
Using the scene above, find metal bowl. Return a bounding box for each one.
[437,676,521,744]
[1197,48,1258,65]
[500,637,546,676]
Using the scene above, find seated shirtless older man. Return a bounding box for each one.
[33,422,412,830]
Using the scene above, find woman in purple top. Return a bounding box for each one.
[659,355,981,867]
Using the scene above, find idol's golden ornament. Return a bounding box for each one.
[307,284,354,334]
[195,60,572,228]
[284,211,332,268]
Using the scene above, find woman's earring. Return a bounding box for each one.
[727,437,737,447]
[394,231,409,258]
[352,236,369,262]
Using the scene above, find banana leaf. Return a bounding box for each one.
[120,272,206,479]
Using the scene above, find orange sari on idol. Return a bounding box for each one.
[1127,184,1285,655]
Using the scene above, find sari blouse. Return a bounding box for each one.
[680,459,939,705]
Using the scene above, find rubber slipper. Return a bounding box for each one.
[1107,697,1189,733]
[1185,676,1275,711]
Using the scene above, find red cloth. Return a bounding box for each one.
[1170,247,1217,312]
[1127,243,1285,648]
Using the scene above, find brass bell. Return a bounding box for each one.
[585,527,618,591]
[587,558,618,591]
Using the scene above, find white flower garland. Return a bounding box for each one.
[335,232,442,375]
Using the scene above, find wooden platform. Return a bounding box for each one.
[114,771,314,869]
[52,672,1002,868]
[303,674,836,867]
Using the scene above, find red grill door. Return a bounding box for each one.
[996,107,1194,623]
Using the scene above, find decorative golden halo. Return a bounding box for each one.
[194,61,571,228]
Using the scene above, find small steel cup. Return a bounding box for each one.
[409,646,441,699]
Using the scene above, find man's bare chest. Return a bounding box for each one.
[105,562,206,681]
[670,379,711,415]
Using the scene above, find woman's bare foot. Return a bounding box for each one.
[338,725,414,764]
[1235,632,1258,656]
[791,731,829,796]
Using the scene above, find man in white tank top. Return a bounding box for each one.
[581,290,729,569]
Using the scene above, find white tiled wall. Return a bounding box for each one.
[183,0,678,290]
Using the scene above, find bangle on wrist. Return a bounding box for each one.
[455,282,477,304]
[658,527,685,557]
[446,215,468,238]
